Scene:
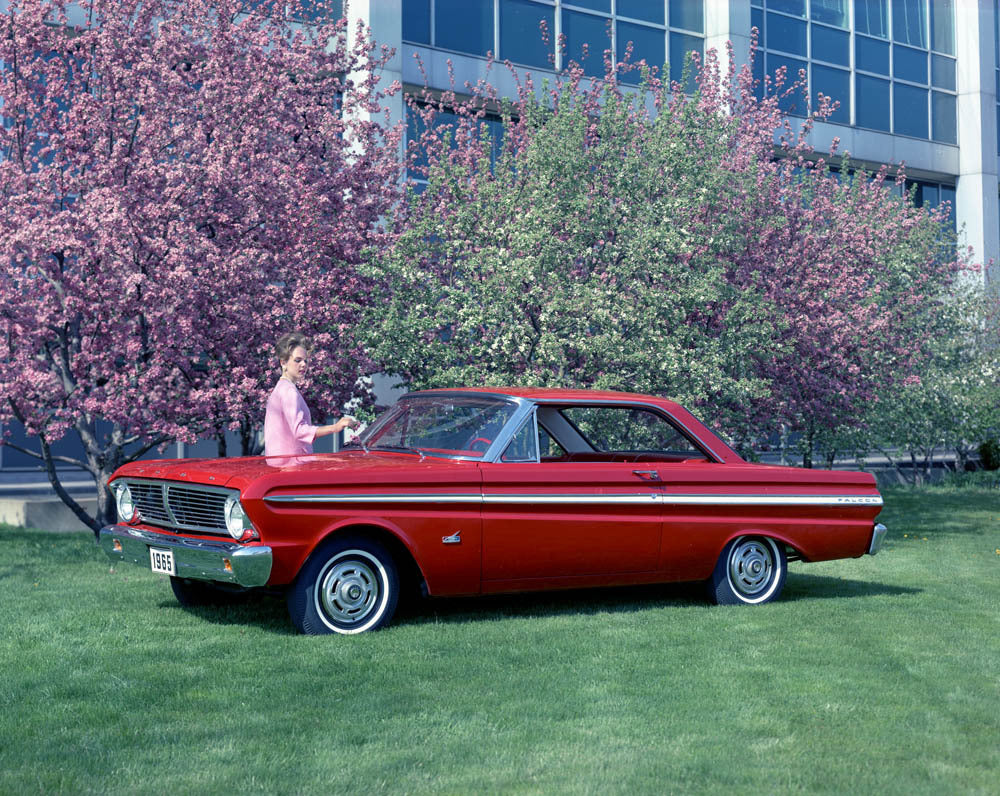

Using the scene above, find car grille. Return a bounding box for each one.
[123,479,234,534]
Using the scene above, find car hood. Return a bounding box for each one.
[114,450,483,496]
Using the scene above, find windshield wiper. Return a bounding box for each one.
[370,444,426,460]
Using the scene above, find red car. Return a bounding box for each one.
[99,388,887,634]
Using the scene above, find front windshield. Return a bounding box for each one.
[357,395,517,458]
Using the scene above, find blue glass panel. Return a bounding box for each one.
[932,90,956,143]
[893,83,928,137]
[501,0,555,68]
[752,7,764,43]
[811,0,848,27]
[402,0,431,44]
[669,0,703,33]
[931,0,954,54]
[894,45,928,84]
[617,21,665,84]
[812,64,850,123]
[766,12,807,55]
[931,54,955,90]
[892,0,927,47]
[669,31,703,88]
[562,10,610,72]
[618,0,663,24]
[753,49,765,99]
[940,184,956,226]
[856,74,890,130]
[811,24,849,64]
[856,35,889,73]
[854,0,888,38]
[436,0,493,56]
[564,0,610,11]
[769,0,806,16]
[767,53,808,115]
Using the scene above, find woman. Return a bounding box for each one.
[263,332,358,457]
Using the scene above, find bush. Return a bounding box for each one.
[979,439,1000,470]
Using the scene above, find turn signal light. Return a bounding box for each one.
[112,539,123,552]
[223,558,233,573]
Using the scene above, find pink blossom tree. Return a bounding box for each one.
[1,0,403,531]
[368,37,965,465]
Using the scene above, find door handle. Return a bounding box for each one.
[632,469,660,481]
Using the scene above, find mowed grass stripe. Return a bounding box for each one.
[1,487,997,794]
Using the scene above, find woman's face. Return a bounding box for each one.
[282,346,308,383]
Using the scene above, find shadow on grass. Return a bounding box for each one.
[154,572,920,634]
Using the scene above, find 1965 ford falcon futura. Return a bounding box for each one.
[99,387,887,634]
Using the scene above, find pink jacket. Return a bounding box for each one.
[263,379,317,456]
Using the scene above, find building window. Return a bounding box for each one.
[753,0,956,143]
[401,1,704,85]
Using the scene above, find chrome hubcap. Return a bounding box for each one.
[318,558,379,625]
[728,539,774,597]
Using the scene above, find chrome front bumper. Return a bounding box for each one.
[868,523,888,555]
[98,525,273,587]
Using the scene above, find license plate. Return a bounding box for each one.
[149,547,176,576]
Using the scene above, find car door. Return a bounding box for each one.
[478,406,666,588]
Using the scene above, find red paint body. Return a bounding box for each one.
[108,388,884,597]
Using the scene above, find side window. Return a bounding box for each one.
[539,426,566,459]
[559,406,708,460]
[501,417,538,462]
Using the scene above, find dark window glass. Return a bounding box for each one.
[811,0,848,27]
[562,10,611,71]
[856,35,890,73]
[856,74,891,129]
[564,0,610,11]
[931,90,956,143]
[855,0,888,38]
[811,24,849,64]
[436,0,493,56]
[769,0,806,17]
[669,0,703,33]
[559,407,707,459]
[501,418,538,462]
[813,64,850,123]
[618,0,664,24]
[767,53,808,115]
[752,6,764,41]
[892,0,927,48]
[766,12,807,55]
[893,83,928,137]
[753,48,765,99]
[501,0,555,68]
[617,21,665,84]
[894,45,927,84]
[402,0,431,44]
[940,184,956,226]
[930,0,954,54]
[931,54,955,89]
[669,32,703,88]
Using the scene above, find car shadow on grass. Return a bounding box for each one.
[155,573,920,634]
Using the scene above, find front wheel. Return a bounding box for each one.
[708,536,787,605]
[287,537,399,635]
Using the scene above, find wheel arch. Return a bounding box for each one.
[310,522,427,599]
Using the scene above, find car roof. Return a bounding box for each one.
[411,386,685,410]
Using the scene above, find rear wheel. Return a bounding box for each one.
[287,536,399,635]
[708,536,787,605]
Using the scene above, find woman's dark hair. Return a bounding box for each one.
[275,331,312,364]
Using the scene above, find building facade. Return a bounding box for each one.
[352,0,1000,289]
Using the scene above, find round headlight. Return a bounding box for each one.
[224,495,250,540]
[113,482,135,523]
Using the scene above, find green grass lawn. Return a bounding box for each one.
[1,487,998,794]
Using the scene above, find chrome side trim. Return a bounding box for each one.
[483,493,660,504]
[98,525,272,586]
[264,493,484,504]
[263,492,882,507]
[662,494,884,507]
